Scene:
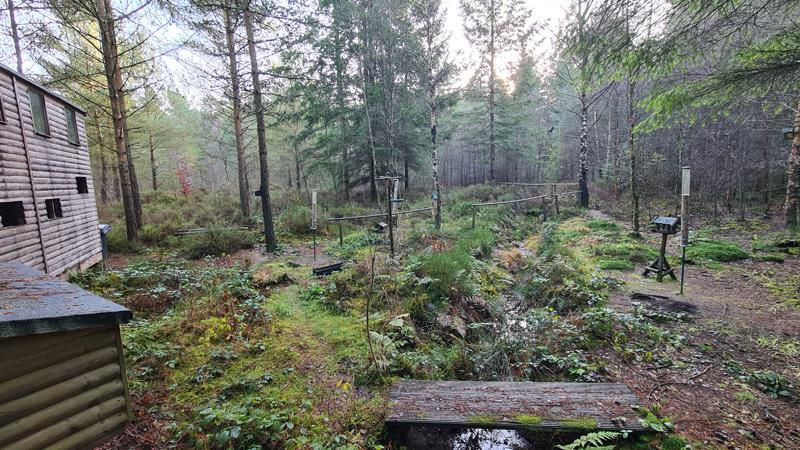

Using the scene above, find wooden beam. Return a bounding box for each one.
[387,380,647,432]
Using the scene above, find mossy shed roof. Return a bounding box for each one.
[0,262,131,338]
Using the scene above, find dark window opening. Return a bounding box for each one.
[0,93,6,123]
[45,198,63,219]
[28,90,50,136]
[76,177,88,193]
[0,201,26,227]
[65,107,79,144]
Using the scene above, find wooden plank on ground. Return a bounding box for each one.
[387,380,647,431]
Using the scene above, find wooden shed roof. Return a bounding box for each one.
[0,262,131,338]
[0,63,87,115]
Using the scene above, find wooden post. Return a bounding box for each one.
[472,206,476,229]
[393,180,400,245]
[338,222,343,246]
[553,185,560,215]
[384,174,394,257]
[542,197,547,222]
[657,234,667,282]
[680,167,691,294]
[311,189,317,260]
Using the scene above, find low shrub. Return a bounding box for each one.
[593,243,658,263]
[405,250,479,306]
[332,231,388,259]
[599,260,635,270]
[181,227,257,259]
[455,229,497,259]
[278,204,315,236]
[586,219,622,231]
[139,221,185,246]
[450,200,476,218]
[518,254,608,312]
[105,228,141,253]
[685,238,749,262]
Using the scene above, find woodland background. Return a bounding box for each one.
[1,0,799,238]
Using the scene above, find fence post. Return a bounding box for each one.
[338,222,343,246]
[542,197,547,222]
[472,206,476,229]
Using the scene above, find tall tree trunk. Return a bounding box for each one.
[97,0,137,242]
[488,0,496,183]
[763,127,771,212]
[629,80,640,235]
[93,110,111,204]
[225,6,250,218]
[785,96,800,229]
[100,149,110,204]
[579,92,589,208]
[286,148,293,189]
[149,132,157,191]
[7,0,23,73]
[404,154,409,190]
[430,99,442,230]
[335,19,350,200]
[359,33,380,204]
[614,83,620,199]
[244,5,277,250]
[111,160,121,201]
[295,151,301,191]
[593,107,599,181]
[121,113,142,228]
[146,108,158,191]
[726,137,735,214]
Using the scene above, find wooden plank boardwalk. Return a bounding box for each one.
[387,381,647,432]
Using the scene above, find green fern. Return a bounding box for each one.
[555,431,620,450]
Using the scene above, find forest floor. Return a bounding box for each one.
[603,258,800,448]
[96,208,800,450]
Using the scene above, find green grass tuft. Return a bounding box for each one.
[753,254,785,263]
[559,417,598,430]
[599,260,635,270]
[659,435,690,450]
[515,414,542,425]
[468,414,501,425]
[685,238,749,262]
[586,219,622,231]
[593,243,658,263]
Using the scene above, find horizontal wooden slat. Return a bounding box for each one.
[0,327,115,383]
[0,347,119,404]
[43,411,128,450]
[0,363,121,425]
[0,326,108,360]
[0,379,123,446]
[3,396,126,450]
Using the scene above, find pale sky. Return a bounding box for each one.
[443,0,571,81]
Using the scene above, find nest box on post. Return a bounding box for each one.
[643,216,680,282]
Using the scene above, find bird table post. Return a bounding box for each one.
[311,189,317,260]
[680,167,691,295]
[377,173,398,257]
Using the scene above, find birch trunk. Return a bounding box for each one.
[785,96,800,229]
[579,92,589,208]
